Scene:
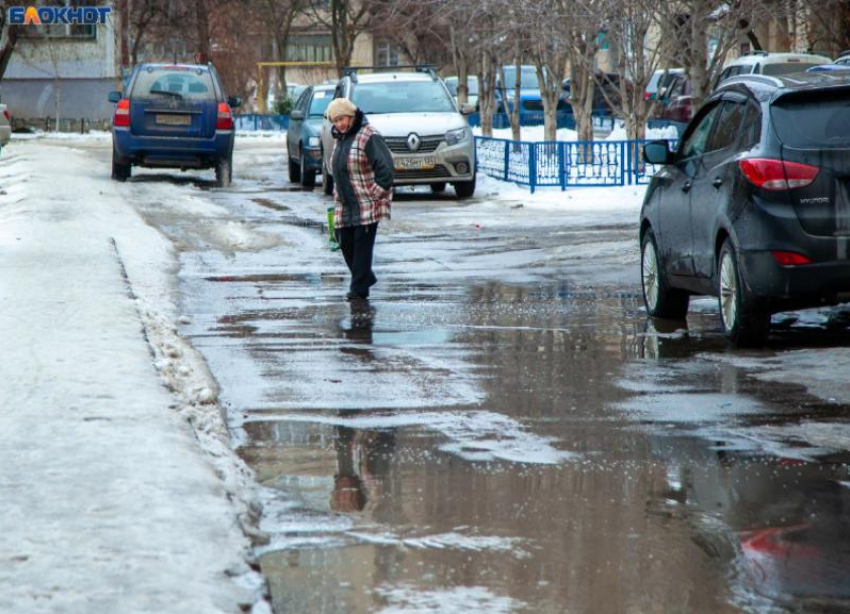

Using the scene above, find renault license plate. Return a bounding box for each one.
[156,114,191,126]
[394,156,436,171]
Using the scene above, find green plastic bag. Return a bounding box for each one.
[327,206,340,251]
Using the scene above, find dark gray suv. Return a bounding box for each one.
[640,72,850,345]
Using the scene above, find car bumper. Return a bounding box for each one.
[741,249,850,310]
[113,128,233,167]
[0,125,11,146]
[390,141,475,185]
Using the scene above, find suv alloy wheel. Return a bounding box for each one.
[718,240,769,346]
[641,229,689,319]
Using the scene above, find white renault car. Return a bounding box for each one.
[320,67,476,199]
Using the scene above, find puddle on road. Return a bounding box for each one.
[180,243,850,614]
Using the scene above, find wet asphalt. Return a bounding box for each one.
[115,142,850,614]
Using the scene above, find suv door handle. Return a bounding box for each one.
[712,177,723,189]
[681,181,692,193]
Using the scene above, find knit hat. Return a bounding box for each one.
[326,97,358,120]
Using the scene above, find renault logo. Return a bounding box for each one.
[407,133,421,152]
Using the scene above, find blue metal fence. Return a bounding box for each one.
[234,114,289,131]
[475,136,676,193]
[466,112,615,132]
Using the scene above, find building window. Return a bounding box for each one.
[374,39,400,67]
[286,35,334,64]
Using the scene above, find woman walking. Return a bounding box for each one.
[327,97,394,301]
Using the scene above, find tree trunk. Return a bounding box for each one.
[569,61,595,143]
[0,25,19,81]
[509,54,522,142]
[544,92,559,142]
[194,0,211,63]
[478,52,498,138]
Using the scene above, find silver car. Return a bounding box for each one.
[320,68,476,199]
[0,104,11,147]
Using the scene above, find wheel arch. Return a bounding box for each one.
[639,218,653,244]
[715,227,732,268]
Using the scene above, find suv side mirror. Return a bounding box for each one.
[460,103,475,115]
[228,96,242,109]
[108,91,122,103]
[290,109,304,120]
[644,140,674,165]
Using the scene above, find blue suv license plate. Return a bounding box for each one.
[156,114,191,126]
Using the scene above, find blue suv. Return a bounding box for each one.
[109,63,241,186]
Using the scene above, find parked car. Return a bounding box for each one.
[287,84,334,187]
[646,68,685,101]
[561,72,629,115]
[320,67,476,199]
[495,65,568,113]
[807,63,850,73]
[0,104,11,146]
[287,83,308,100]
[444,75,478,109]
[109,63,241,187]
[715,51,832,88]
[650,72,693,133]
[640,71,850,345]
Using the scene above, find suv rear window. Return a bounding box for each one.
[771,90,850,147]
[352,81,455,113]
[132,68,217,101]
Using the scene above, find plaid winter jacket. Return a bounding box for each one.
[331,111,394,229]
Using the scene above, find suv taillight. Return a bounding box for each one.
[738,158,819,190]
[2,109,9,121]
[216,103,233,131]
[113,99,130,127]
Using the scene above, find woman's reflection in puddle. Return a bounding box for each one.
[339,299,375,360]
[332,301,395,513]
[330,425,395,514]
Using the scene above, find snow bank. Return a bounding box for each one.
[0,143,268,613]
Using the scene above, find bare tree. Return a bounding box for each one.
[210,3,265,103]
[525,0,571,142]
[776,0,849,55]
[258,0,303,98]
[304,0,373,76]
[602,0,669,141]
[471,1,512,137]
[660,0,766,111]
[127,0,167,65]
[562,0,606,143]
[368,0,452,66]
[0,1,21,81]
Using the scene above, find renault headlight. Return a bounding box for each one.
[445,127,469,146]
[308,136,321,147]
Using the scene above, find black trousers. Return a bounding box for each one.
[337,222,378,297]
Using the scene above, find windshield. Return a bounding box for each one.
[309,89,333,117]
[132,68,216,101]
[771,90,850,147]
[351,81,456,114]
[501,67,540,89]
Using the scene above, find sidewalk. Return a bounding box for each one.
[0,141,267,613]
